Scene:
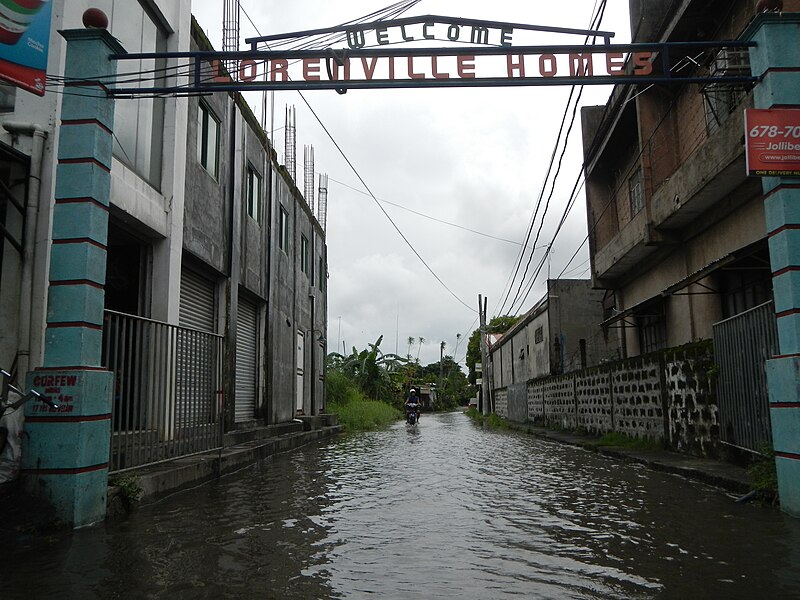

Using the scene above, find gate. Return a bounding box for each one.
[103,310,224,473]
[712,301,778,453]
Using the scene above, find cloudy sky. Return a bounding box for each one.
[191,0,632,368]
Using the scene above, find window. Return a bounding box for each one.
[318,257,325,290]
[534,326,543,344]
[629,166,644,216]
[638,312,667,354]
[106,0,167,187]
[246,165,262,222]
[197,101,220,177]
[279,206,289,253]
[300,235,309,275]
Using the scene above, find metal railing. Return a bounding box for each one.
[102,310,224,473]
[712,301,778,453]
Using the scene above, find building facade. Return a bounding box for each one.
[0,1,327,523]
[582,0,799,357]
[490,279,617,391]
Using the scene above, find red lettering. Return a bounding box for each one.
[67,375,77,386]
[330,58,351,81]
[270,59,289,82]
[239,59,258,82]
[33,376,41,386]
[388,56,395,80]
[507,54,525,78]
[361,57,379,80]
[457,55,475,79]
[432,57,450,80]
[606,52,625,75]
[303,58,321,81]
[211,60,232,83]
[539,54,558,78]
[408,57,425,79]
[569,54,594,77]
[633,52,654,76]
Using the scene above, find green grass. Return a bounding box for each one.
[325,369,401,431]
[327,398,401,432]
[465,408,510,430]
[597,431,663,451]
[748,446,778,504]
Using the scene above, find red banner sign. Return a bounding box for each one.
[745,109,800,177]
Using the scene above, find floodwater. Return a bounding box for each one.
[4,412,800,599]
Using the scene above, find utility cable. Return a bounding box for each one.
[240,0,477,313]
[495,0,608,317]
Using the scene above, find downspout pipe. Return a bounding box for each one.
[3,122,48,381]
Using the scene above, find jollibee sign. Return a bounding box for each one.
[745,109,800,177]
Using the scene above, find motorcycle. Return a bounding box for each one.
[405,401,420,425]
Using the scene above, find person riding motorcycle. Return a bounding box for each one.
[404,389,421,424]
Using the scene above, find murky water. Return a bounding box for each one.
[4,412,800,599]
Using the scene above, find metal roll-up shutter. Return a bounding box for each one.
[180,269,216,332]
[177,268,216,428]
[235,297,258,422]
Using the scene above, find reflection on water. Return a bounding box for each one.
[4,412,800,599]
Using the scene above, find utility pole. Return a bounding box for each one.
[478,295,490,416]
[439,341,445,406]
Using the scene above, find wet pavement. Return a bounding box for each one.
[3,411,800,599]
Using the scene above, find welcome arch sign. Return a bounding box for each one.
[107,15,757,95]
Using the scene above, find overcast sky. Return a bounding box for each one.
[190,0,632,368]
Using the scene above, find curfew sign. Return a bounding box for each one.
[745,109,800,177]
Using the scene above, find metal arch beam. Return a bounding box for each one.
[244,15,618,47]
[106,40,759,96]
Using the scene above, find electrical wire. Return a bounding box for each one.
[495,0,608,318]
[238,0,478,313]
[328,176,550,249]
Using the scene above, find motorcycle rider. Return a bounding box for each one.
[404,388,421,423]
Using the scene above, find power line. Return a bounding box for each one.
[328,176,550,250]
[495,0,608,318]
[239,0,477,313]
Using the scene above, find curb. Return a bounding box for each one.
[506,422,753,495]
[108,424,343,514]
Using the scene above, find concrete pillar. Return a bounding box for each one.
[745,13,800,517]
[21,27,123,527]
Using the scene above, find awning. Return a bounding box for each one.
[660,254,734,297]
[599,295,663,328]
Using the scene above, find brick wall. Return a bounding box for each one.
[611,357,665,440]
[576,370,613,434]
[506,342,719,457]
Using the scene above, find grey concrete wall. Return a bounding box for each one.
[183,37,231,274]
[267,165,327,423]
[512,342,719,458]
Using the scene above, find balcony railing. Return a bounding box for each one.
[102,310,225,473]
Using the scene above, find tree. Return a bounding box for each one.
[327,336,408,401]
[406,336,415,360]
[465,315,521,385]
[422,356,472,409]
[416,336,425,362]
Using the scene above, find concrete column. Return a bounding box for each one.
[746,13,800,517]
[21,27,124,527]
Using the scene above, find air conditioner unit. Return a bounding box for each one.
[710,48,750,77]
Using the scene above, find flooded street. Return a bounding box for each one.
[5,411,800,599]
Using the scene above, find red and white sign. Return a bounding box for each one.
[745,109,800,177]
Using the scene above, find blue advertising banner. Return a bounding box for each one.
[0,0,53,96]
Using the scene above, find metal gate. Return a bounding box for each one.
[235,297,258,422]
[178,268,217,428]
[712,301,778,453]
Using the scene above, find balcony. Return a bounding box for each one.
[651,92,757,232]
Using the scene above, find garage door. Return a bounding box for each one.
[235,297,258,422]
